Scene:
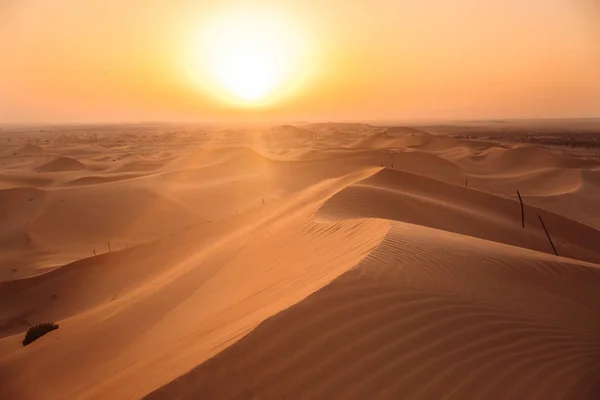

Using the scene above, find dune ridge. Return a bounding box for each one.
[1,125,600,400]
[35,156,87,172]
[147,221,600,400]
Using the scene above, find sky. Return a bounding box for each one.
[1,0,599,123]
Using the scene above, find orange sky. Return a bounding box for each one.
[1,0,599,123]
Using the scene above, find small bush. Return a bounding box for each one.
[22,322,59,346]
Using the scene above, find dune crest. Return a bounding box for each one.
[36,157,87,172]
[1,124,599,400]
[147,221,600,400]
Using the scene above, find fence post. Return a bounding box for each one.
[538,215,558,256]
[517,191,525,228]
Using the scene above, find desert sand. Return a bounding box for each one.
[1,122,599,399]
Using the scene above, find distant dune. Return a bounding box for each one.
[36,156,87,172]
[12,143,44,156]
[0,124,599,400]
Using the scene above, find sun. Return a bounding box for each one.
[188,10,309,106]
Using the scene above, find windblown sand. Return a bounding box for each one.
[1,124,599,399]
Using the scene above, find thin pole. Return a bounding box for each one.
[517,191,525,228]
[107,241,112,253]
[465,179,468,188]
[538,215,558,256]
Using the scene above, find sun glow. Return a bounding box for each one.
[188,10,310,106]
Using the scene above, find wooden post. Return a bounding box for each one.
[516,191,525,228]
[107,242,112,253]
[465,179,468,188]
[93,248,96,256]
[262,198,265,206]
[538,215,558,256]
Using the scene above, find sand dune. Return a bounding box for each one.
[0,187,45,246]
[164,146,255,170]
[523,169,600,230]
[148,222,600,400]
[12,143,44,156]
[401,133,464,152]
[36,156,87,172]
[1,124,599,400]
[0,170,388,400]
[318,168,600,264]
[0,173,55,190]
[63,173,146,187]
[347,131,397,149]
[456,144,599,175]
[109,160,165,173]
[468,168,583,197]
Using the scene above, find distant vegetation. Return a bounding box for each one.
[22,323,59,346]
[424,121,600,150]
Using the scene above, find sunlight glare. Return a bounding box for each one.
[188,10,309,105]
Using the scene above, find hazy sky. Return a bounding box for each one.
[1,0,599,123]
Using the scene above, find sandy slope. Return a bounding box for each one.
[147,223,600,400]
[0,170,388,400]
[1,125,600,400]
